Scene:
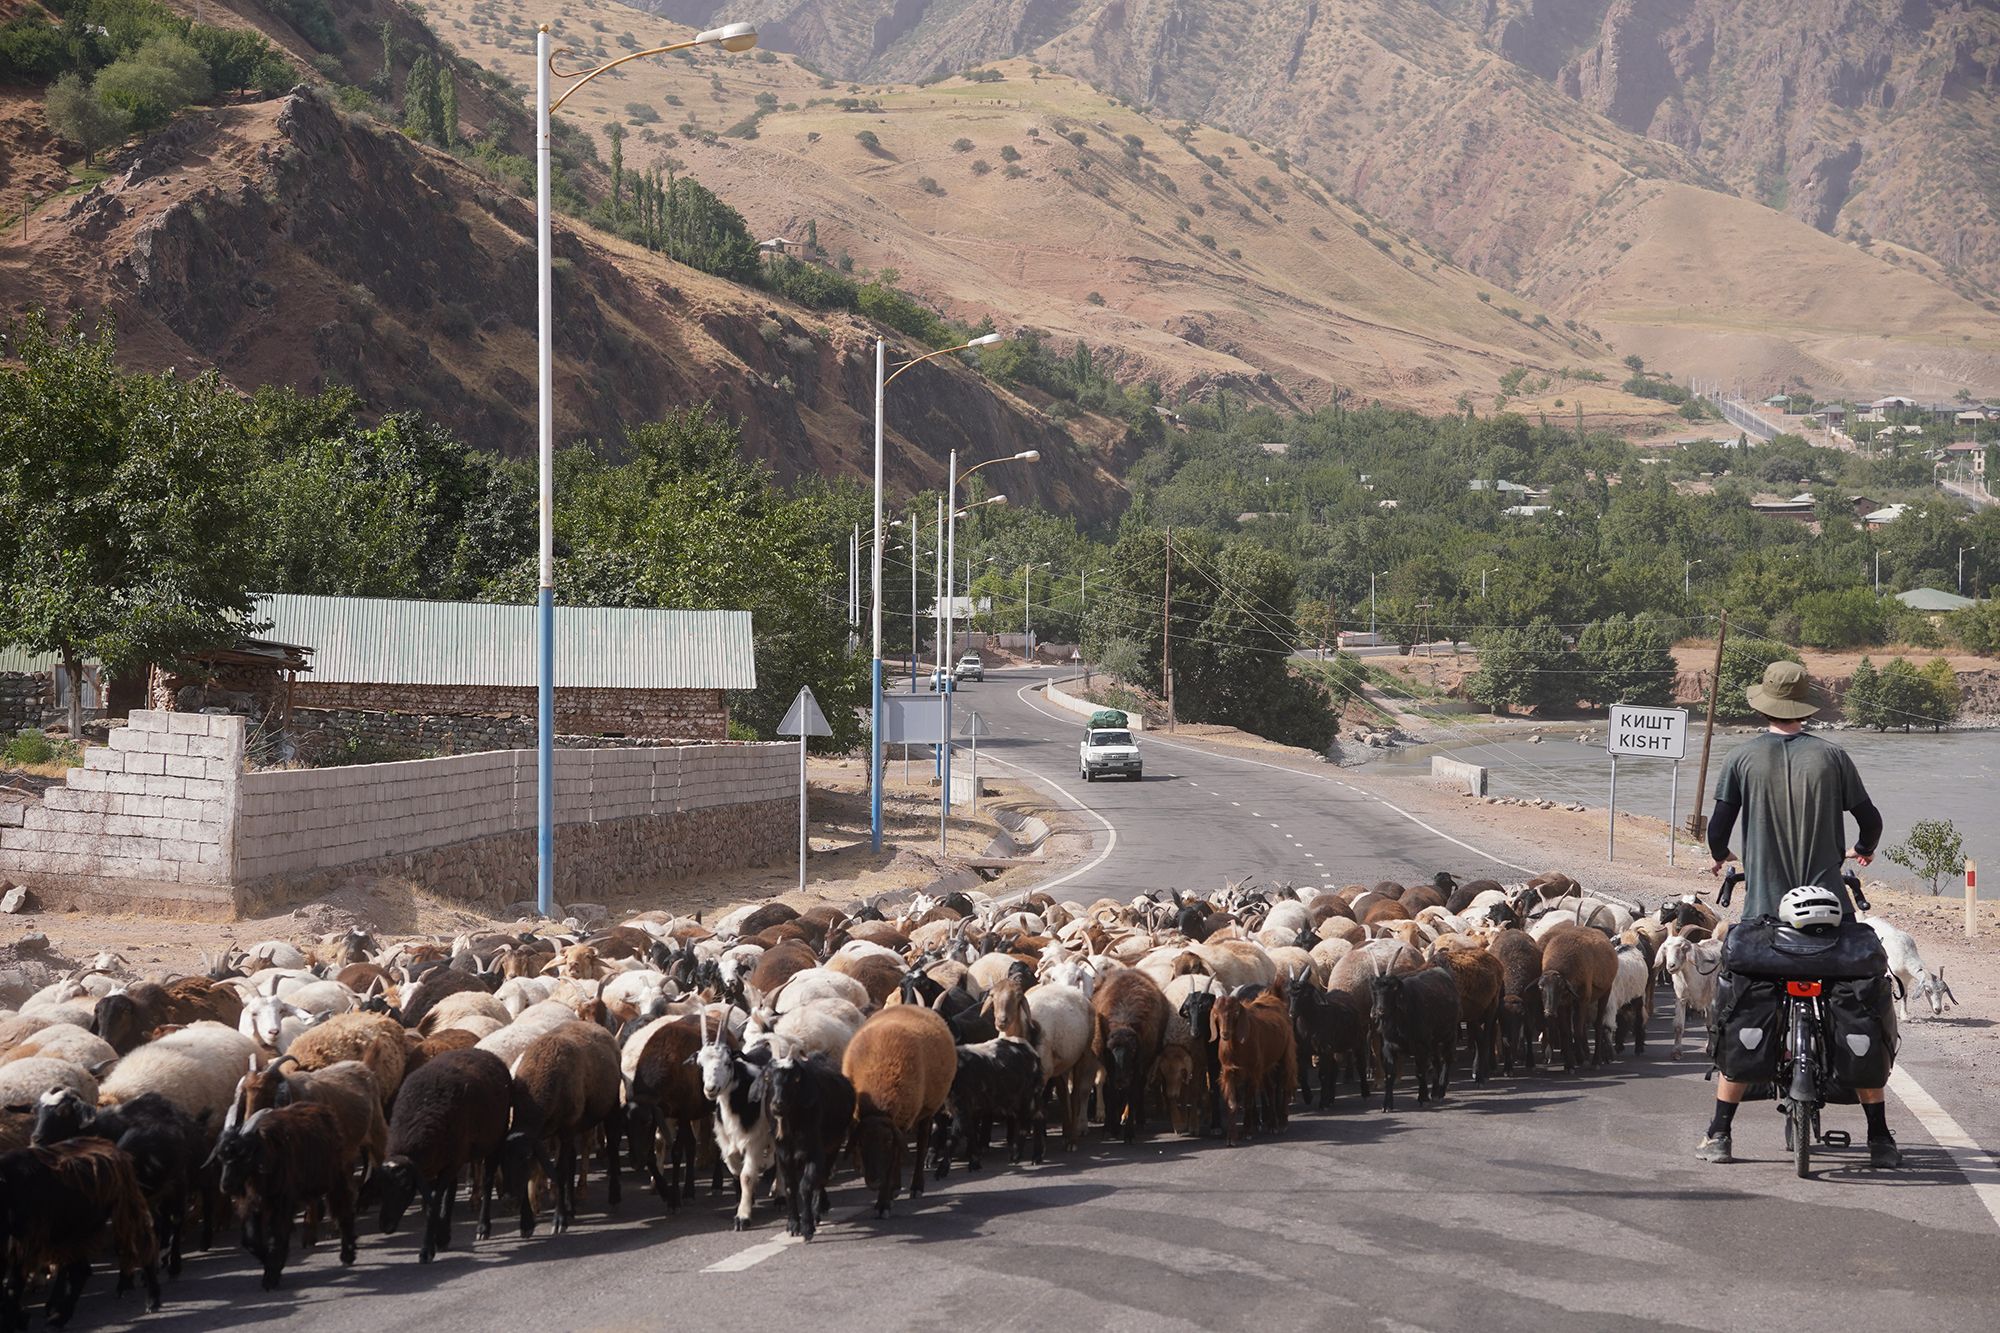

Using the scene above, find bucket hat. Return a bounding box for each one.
[1745,659,1820,720]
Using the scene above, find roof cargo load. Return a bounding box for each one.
[1088,708,1128,729]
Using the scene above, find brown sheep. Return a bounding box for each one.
[90,977,244,1055]
[1399,883,1447,914]
[793,906,847,948]
[1211,985,1297,1145]
[746,940,818,1006]
[620,1015,711,1210]
[733,902,802,937]
[827,949,908,1007]
[1537,924,1618,1071]
[416,1029,479,1062]
[507,1021,623,1235]
[1305,894,1356,926]
[581,927,654,961]
[1487,929,1544,1073]
[286,1012,408,1110]
[1361,898,1413,925]
[1445,877,1505,914]
[840,921,910,951]
[842,1006,956,1218]
[1091,968,1171,1143]
[231,1059,389,1177]
[1429,942,1505,1084]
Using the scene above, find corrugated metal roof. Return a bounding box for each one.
[250,594,756,690]
[1895,588,1976,613]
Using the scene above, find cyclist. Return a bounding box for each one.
[1699,660,1894,1167]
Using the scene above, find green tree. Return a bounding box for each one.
[1875,656,1927,731]
[0,316,259,736]
[1843,656,1884,729]
[1796,587,1888,648]
[44,71,128,166]
[1918,657,1961,730]
[1574,613,1675,706]
[1468,618,1573,714]
[606,120,625,219]
[402,51,439,142]
[437,68,457,148]
[1886,818,1965,895]
[95,33,211,134]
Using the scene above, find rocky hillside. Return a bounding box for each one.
[636,0,2000,370]
[0,87,1123,516]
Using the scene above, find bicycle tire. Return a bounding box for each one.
[1792,1099,1813,1178]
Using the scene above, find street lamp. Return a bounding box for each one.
[1480,566,1500,599]
[869,333,1008,851]
[1874,549,1889,593]
[533,20,756,917]
[1961,545,1979,596]
[1369,569,1389,636]
[1684,558,1703,598]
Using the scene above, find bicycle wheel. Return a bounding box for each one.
[1791,1099,1813,1178]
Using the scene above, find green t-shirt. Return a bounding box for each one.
[1714,731,1871,920]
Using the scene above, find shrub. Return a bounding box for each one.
[999,144,1020,162]
[970,158,990,175]
[855,128,882,152]
[44,72,128,165]
[0,12,68,80]
[917,175,943,195]
[762,256,858,310]
[951,137,973,152]
[1796,587,1887,648]
[95,34,212,134]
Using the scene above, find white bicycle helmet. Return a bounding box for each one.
[1779,885,1843,933]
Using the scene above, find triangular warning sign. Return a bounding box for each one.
[778,686,833,737]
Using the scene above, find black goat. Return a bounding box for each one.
[766,1055,853,1242]
[1286,977,1372,1110]
[1369,965,1461,1111]
[0,1140,160,1330]
[932,1037,1045,1175]
[377,1048,516,1263]
[1177,985,1225,1137]
[33,1090,205,1279]
[214,1105,356,1290]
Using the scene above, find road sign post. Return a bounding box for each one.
[777,687,832,891]
[1606,704,1689,866]
[960,711,990,816]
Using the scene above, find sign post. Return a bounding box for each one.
[777,687,832,891]
[1605,704,1689,866]
[1968,859,1979,940]
[881,694,951,853]
[960,711,990,816]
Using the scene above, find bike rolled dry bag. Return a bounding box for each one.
[1721,916,1887,981]
[1825,973,1898,1092]
[1709,970,1783,1084]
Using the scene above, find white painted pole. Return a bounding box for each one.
[534,26,556,919]
[1667,761,1679,866]
[969,724,978,816]
[1967,860,1979,939]
[797,733,808,891]
[867,340,885,851]
[1607,754,1617,863]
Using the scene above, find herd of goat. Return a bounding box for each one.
[0,869,1957,1327]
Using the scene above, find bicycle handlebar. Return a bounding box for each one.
[1713,867,1869,912]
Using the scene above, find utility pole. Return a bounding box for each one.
[1687,609,1728,841]
[1162,528,1174,730]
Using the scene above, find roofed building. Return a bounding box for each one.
[253,594,755,740]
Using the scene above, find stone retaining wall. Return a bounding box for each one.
[289,682,729,739]
[288,707,704,760]
[1,674,44,733]
[0,709,795,919]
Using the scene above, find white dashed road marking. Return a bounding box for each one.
[703,1236,797,1272]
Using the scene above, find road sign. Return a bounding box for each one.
[1606,704,1687,760]
[880,695,949,745]
[959,711,990,738]
[777,686,832,738]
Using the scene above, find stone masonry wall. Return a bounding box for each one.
[1,673,45,734]
[288,683,729,739]
[0,710,243,914]
[287,708,706,760]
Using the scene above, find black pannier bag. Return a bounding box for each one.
[1721,916,1887,981]
[1824,973,1899,1093]
[1710,971,1784,1083]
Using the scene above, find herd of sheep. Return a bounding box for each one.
[0,869,1957,1326]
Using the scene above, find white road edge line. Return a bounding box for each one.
[1887,1067,2000,1234]
[702,1235,797,1273]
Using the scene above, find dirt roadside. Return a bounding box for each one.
[0,758,1094,998]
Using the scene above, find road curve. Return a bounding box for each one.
[128,669,1999,1333]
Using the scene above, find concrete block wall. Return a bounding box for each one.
[0,710,242,905]
[235,741,794,883]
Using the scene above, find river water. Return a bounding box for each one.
[1377,726,2000,897]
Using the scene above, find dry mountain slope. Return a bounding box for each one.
[638,0,2000,396]
[437,0,1659,417]
[0,88,1120,516]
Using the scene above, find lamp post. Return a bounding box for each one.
[1021,561,1052,639]
[1961,545,1978,596]
[534,20,756,917]
[1684,558,1702,598]
[867,335,1006,852]
[1480,566,1499,599]
[1874,549,1889,593]
[1369,569,1389,636]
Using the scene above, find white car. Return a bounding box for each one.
[1079,727,1142,782]
[954,654,984,683]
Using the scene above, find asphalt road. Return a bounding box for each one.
[94,669,2000,1332]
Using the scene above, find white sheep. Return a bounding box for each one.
[494,976,555,1019]
[1861,916,1956,1019]
[1601,944,1651,1055]
[0,1056,100,1108]
[1657,934,1724,1059]
[20,971,118,1014]
[417,989,512,1035]
[99,1021,258,1128]
[0,1022,116,1076]
[1023,981,1096,1149]
[752,998,865,1065]
[771,967,871,1015]
[243,940,308,970]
